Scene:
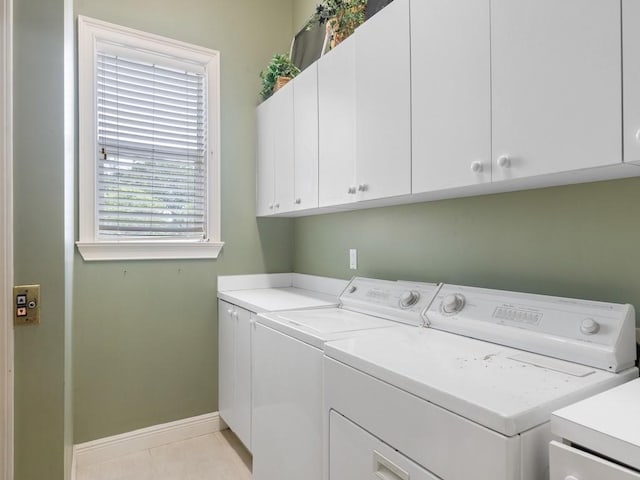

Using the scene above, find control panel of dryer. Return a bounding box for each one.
[423,285,637,372]
[340,277,440,326]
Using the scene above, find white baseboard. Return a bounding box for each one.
[73,412,225,468]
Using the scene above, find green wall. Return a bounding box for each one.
[294,178,640,325]
[293,0,316,31]
[72,0,294,443]
[13,0,70,478]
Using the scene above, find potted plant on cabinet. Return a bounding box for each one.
[306,0,367,49]
[259,53,300,100]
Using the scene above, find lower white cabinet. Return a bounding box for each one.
[218,300,253,451]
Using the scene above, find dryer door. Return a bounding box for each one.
[330,410,439,480]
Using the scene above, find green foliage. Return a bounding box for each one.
[306,0,367,44]
[259,53,300,100]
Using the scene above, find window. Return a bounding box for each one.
[77,16,222,260]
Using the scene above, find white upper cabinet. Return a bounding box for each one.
[491,0,622,181]
[293,64,320,210]
[411,0,491,193]
[256,100,275,216]
[355,0,411,200]
[318,35,357,207]
[623,0,640,164]
[272,83,295,213]
[256,83,295,216]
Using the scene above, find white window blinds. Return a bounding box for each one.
[96,51,208,239]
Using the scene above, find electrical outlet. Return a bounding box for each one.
[13,284,40,326]
[349,249,357,270]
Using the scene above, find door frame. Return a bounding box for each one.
[0,0,13,477]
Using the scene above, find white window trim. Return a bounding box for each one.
[77,16,223,261]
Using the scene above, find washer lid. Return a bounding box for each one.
[257,308,398,349]
[324,326,638,436]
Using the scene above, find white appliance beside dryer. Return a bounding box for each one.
[550,378,640,479]
[252,277,440,480]
[324,284,638,480]
[217,273,347,451]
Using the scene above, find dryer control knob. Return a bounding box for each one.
[580,318,600,335]
[400,290,420,308]
[442,294,465,314]
[347,285,357,294]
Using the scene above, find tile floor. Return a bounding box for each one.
[76,430,252,480]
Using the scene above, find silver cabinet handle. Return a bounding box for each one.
[348,186,357,194]
[295,198,302,204]
[358,184,368,192]
[268,203,274,210]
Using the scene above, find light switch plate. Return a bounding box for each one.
[13,284,40,326]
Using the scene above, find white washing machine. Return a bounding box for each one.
[252,277,440,480]
[324,284,639,480]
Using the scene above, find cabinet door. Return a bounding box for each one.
[293,64,319,210]
[218,301,235,430]
[623,0,640,163]
[355,0,411,200]
[491,0,621,181]
[318,36,357,207]
[234,307,253,451]
[273,83,295,214]
[411,0,491,193]
[256,100,275,216]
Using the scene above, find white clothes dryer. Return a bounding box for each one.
[324,284,639,480]
[252,277,440,480]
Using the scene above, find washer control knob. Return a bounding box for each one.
[497,155,511,168]
[580,318,600,335]
[442,294,465,314]
[400,290,420,308]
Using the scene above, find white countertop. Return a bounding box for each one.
[552,377,640,471]
[217,273,348,313]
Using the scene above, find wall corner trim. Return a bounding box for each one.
[73,412,225,469]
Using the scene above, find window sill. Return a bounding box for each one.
[76,240,224,261]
